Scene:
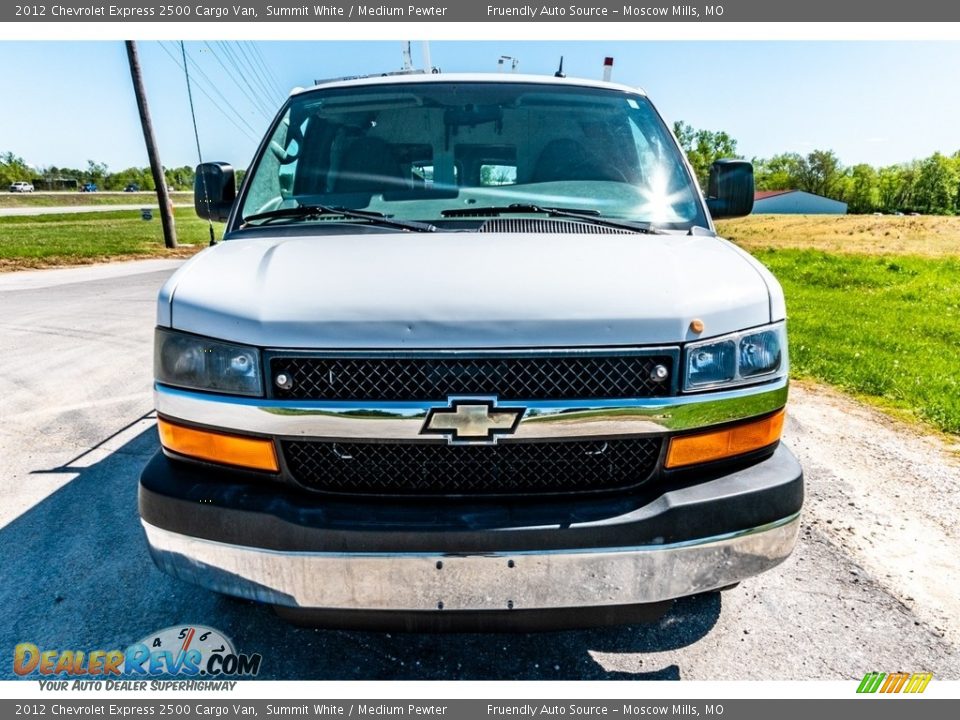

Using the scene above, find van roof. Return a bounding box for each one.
[296,72,647,98]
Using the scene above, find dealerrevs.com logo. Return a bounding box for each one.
[13,625,262,680]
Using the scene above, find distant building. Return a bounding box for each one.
[753,190,847,214]
[33,176,78,191]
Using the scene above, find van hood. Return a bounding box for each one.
[160,232,775,349]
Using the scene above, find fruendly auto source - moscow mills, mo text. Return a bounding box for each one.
[13,3,724,20]
[485,4,718,17]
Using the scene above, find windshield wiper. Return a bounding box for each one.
[242,204,437,233]
[440,204,663,234]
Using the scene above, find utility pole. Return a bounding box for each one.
[125,40,177,249]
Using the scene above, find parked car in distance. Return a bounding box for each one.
[9,181,34,193]
[80,182,98,192]
[125,183,141,192]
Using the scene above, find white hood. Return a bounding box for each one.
[159,232,776,349]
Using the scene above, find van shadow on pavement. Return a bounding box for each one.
[1,424,720,680]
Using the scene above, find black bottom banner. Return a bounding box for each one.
[2,699,956,720]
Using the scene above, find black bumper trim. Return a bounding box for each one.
[139,444,803,554]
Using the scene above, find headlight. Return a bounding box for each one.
[154,329,263,396]
[684,322,786,391]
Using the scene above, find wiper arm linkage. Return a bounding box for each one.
[243,204,437,233]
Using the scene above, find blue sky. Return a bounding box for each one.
[2,40,959,172]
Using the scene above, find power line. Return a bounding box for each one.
[244,41,284,105]
[236,41,282,108]
[217,40,278,120]
[155,41,260,144]
[180,40,217,247]
[218,40,273,118]
[169,41,266,133]
[200,41,274,122]
[215,40,277,120]
[159,41,263,136]
[247,41,286,103]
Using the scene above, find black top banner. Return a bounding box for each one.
[5,0,959,22]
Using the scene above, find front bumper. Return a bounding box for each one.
[140,444,803,612]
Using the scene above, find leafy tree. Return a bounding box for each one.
[795,150,843,198]
[480,164,516,186]
[753,153,804,192]
[672,121,739,188]
[103,166,153,191]
[86,160,109,186]
[953,151,960,211]
[752,150,844,199]
[0,152,33,187]
[912,153,959,214]
[164,165,196,191]
[879,163,920,213]
[842,164,881,214]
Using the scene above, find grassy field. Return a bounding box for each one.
[716,214,960,257]
[0,191,193,208]
[0,209,209,270]
[718,215,960,436]
[754,249,960,434]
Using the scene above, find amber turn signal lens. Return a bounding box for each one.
[157,418,279,472]
[665,409,785,469]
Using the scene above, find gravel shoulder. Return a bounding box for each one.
[785,382,960,648]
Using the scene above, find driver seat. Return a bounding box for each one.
[530,139,623,183]
[332,138,408,193]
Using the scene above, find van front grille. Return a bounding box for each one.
[282,437,663,497]
[269,353,675,401]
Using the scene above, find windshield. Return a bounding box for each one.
[237,81,708,231]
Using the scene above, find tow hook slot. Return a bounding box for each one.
[331,443,354,461]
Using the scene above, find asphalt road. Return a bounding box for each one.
[0,260,956,681]
[0,204,193,217]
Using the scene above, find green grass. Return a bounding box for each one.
[0,209,211,269]
[756,248,960,434]
[0,191,193,208]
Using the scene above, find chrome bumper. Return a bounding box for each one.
[154,377,789,440]
[142,513,800,610]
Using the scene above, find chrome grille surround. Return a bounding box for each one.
[267,347,679,402]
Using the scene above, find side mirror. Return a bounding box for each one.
[706,159,754,219]
[194,162,236,222]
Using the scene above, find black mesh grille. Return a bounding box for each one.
[282,438,662,496]
[270,354,673,401]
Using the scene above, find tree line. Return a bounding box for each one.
[0,153,195,192]
[6,129,960,215]
[673,122,960,215]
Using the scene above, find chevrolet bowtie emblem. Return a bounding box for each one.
[421,399,525,444]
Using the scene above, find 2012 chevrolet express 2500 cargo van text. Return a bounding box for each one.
[139,73,803,629]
